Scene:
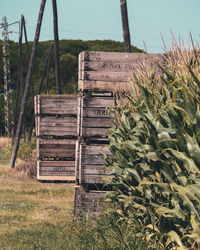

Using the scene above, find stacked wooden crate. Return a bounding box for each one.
[74,51,165,218]
[34,94,77,181]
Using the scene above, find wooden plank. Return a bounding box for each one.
[75,141,80,184]
[81,127,110,137]
[39,107,77,115]
[39,94,77,99]
[39,149,75,159]
[81,144,111,155]
[40,116,77,124]
[38,176,75,181]
[38,139,76,145]
[79,80,133,92]
[82,153,107,165]
[39,161,75,167]
[81,107,112,118]
[37,161,75,181]
[82,117,113,128]
[80,51,164,64]
[81,71,134,82]
[81,96,115,108]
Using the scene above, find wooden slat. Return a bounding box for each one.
[79,51,164,64]
[80,127,110,137]
[79,80,135,92]
[37,176,75,181]
[39,107,77,115]
[82,117,113,128]
[39,94,77,99]
[81,144,111,155]
[81,71,134,82]
[37,161,75,181]
[81,96,115,108]
[81,107,112,118]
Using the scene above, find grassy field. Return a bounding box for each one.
[0,138,150,250]
[0,138,76,250]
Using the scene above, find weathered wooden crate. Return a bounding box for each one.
[76,143,112,185]
[79,51,165,92]
[78,94,115,141]
[37,161,75,181]
[74,186,108,218]
[34,94,77,181]
[36,139,76,160]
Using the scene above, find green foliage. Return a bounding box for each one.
[105,50,200,249]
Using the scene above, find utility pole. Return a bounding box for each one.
[1,16,12,136]
[52,0,61,94]
[120,0,131,53]
[9,0,47,168]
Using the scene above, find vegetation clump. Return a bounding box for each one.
[105,47,200,249]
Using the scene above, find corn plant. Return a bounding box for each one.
[105,47,200,249]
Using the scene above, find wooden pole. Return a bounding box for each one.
[38,42,53,93]
[13,16,23,141]
[9,0,46,168]
[120,0,131,53]
[22,16,37,141]
[52,0,61,94]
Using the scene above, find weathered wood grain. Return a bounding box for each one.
[79,80,133,92]
[77,144,112,184]
[74,186,108,218]
[78,51,165,91]
[37,161,75,181]
[81,96,115,108]
[36,116,77,137]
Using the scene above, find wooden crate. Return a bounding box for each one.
[34,94,77,181]
[37,161,75,181]
[36,138,76,160]
[76,143,112,185]
[78,94,115,140]
[34,94,77,116]
[79,51,165,92]
[74,186,108,218]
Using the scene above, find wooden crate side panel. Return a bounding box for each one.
[79,51,165,91]
[35,95,77,115]
[38,116,77,137]
[74,186,108,218]
[40,96,77,115]
[37,161,75,180]
[80,96,114,138]
[79,144,112,184]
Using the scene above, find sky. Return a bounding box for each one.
[1,0,200,53]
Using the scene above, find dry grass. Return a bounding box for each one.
[0,137,11,151]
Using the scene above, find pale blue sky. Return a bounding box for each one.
[1,0,200,53]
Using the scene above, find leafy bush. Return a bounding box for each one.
[105,48,200,249]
